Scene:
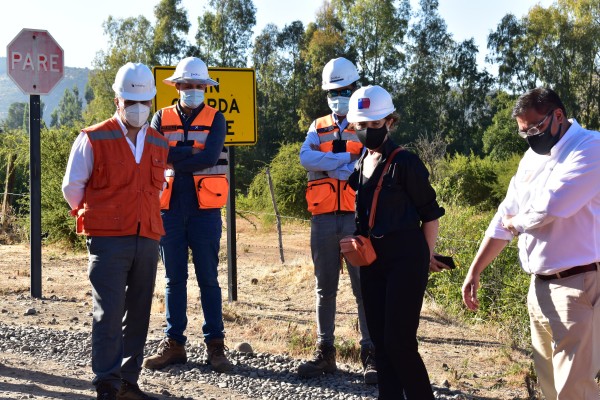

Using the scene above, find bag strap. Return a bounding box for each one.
[368,147,403,230]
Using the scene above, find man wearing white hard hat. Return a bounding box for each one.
[62,62,168,400]
[346,85,446,399]
[142,57,232,373]
[299,57,376,383]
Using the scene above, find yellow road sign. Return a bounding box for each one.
[153,66,257,145]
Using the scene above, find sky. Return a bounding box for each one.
[2,0,553,71]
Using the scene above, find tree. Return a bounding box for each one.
[85,15,155,124]
[333,0,410,87]
[486,2,600,129]
[297,2,348,129]
[50,85,84,128]
[397,0,453,145]
[153,0,191,65]
[481,91,528,160]
[443,39,494,154]
[191,0,256,67]
[3,103,27,130]
[486,14,540,93]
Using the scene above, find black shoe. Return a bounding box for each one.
[361,346,378,384]
[117,380,158,400]
[298,343,337,377]
[96,381,117,400]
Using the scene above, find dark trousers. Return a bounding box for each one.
[87,235,159,387]
[360,230,434,400]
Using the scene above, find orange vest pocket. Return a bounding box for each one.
[194,175,229,209]
[306,178,337,215]
[339,180,356,212]
[160,176,174,210]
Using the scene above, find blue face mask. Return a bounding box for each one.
[180,89,205,109]
[327,96,351,116]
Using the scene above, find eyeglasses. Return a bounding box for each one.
[517,110,554,138]
[327,88,353,98]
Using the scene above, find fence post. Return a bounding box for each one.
[266,167,284,263]
[1,154,16,228]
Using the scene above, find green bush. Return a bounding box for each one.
[428,204,530,347]
[41,126,85,248]
[434,153,500,209]
[244,142,310,220]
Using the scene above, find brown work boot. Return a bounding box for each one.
[361,346,378,384]
[117,380,157,400]
[142,337,187,370]
[96,381,117,400]
[297,343,337,378]
[206,338,233,372]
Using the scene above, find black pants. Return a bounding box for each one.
[360,229,434,400]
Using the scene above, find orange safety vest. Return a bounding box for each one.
[159,105,229,210]
[75,118,168,241]
[305,115,363,215]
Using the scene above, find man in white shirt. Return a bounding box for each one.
[462,87,600,399]
[62,62,168,400]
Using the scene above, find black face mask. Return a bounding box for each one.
[356,126,388,150]
[526,114,562,155]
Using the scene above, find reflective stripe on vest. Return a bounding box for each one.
[305,115,360,214]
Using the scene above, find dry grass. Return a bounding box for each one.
[0,215,541,398]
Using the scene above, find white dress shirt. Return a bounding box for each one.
[485,119,600,274]
[61,113,149,210]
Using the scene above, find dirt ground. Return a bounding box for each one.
[0,215,540,399]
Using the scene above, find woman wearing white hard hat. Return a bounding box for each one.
[347,85,446,399]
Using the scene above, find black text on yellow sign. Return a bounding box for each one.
[153,66,257,146]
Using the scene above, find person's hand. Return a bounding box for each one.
[166,163,173,170]
[462,272,480,311]
[501,215,519,236]
[429,253,451,272]
[310,143,320,151]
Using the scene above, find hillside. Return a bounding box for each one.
[0,57,89,125]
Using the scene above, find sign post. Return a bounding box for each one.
[153,66,256,301]
[6,29,64,299]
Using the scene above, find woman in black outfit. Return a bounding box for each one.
[346,85,446,399]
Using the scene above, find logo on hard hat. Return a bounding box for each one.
[358,98,371,109]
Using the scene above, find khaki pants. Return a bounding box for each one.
[527,268,600,399]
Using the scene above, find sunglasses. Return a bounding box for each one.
[517,110,554,138]
[327,88,353,98]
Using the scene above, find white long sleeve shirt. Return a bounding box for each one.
[299,114,357,181]
[485,119,600,274]
[61,113,149,210]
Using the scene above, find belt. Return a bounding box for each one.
[320,211,354,216]
[536,262,599,281]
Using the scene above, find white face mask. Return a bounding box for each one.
[181,89,205,109]
[122,103,150,128]
[327,96,351,116]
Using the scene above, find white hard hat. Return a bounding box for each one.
[347,85,396,122]
[163,57,219,86]
[321,57,360,90]
[112,62,156,101]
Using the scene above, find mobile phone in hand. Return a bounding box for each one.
[434,254,456,269]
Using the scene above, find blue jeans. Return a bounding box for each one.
[87,235,158,387]
[311,213,372,348]
[160,208,224,344]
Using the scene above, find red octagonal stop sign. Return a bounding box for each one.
[7,28,64,95]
